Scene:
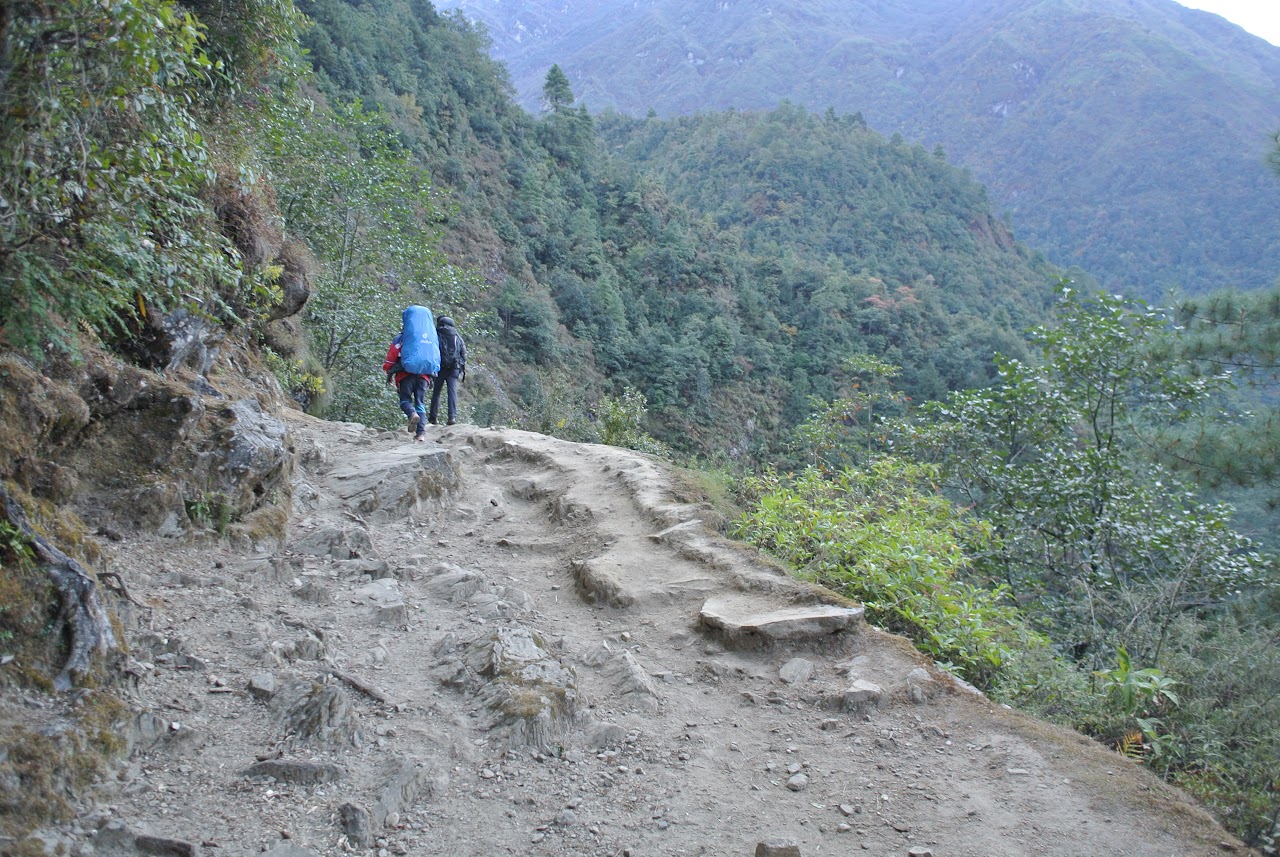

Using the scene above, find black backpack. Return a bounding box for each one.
[439,329,463,370]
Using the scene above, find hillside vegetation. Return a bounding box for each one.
[437,0,1280,298]
[294,0,1061,463]
[3,0,1280,850]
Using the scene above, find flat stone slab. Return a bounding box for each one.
[327,446,459,521]
[243,759,344,785]
[700,596,864,645]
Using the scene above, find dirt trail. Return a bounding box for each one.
[65,413,1243,857]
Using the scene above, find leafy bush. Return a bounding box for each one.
[901,285,1280,846]
[496,279,560,365]
[734,457,1041,686]
[262,349,325,408]
[904,287,1274,669]
[1,0,238,356]
[505,373,597,442]
[1146,614,1280,850]
[595,388,668,456]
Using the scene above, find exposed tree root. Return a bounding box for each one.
[1,486,118,690]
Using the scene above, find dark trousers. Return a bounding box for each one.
[429,367,460,424]
[397,375,427,435]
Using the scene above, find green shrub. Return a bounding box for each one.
[595,388,668,456]
[0,0,239,356]
[734,457,1040,686]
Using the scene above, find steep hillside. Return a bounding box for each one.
[436,0,1280,297]
[294,0,1061,463]
[596,105,1059,405]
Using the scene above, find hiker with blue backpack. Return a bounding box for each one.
[382,305,441,443]
[429,316,467,426]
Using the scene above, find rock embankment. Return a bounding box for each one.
[15,413,1243,856]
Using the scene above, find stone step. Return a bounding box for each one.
[699,594,864,648]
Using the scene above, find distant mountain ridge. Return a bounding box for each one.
[436,0,1280,297]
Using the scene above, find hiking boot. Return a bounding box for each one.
[414,434,426,443]
[407,413,420,433]
[447,418,457,426]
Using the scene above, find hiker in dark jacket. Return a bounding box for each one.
[383,333,432,442]
[429,316,467,426]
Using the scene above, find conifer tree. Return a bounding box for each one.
[1162,287,1280,488]
[542,64,574,113]
[1154,135,1280,490]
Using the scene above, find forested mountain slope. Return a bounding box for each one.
[436,0,1280,298]
[298,0,1060,462]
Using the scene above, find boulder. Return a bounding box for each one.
[600,651,660,713]
[292,525,376,560]
[274,680,362,747]
[571,558,636,608]
[327,445,460,521]
[371,756,430,828]
[463,627,577,751]
[338,803,372,848]
[779,658,815,685]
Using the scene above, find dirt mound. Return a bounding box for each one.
[14,413,1244,856]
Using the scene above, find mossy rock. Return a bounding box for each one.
[0,691,129,839]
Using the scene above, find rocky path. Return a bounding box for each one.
[61,413,1243,857]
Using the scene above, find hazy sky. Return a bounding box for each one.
[1176,1,1280,46]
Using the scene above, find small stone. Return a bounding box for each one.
[779,658,815,685]
[339,803,372,849]
[837,823,851,833]
[247,673,277,701]
[755,842,802,857]
[841,679,883,709]
[786,773,809,792]
[175,653,207,671]
[133,835,197,857]
[838,804,860,816]
[907,849,935,857]
[557,809,578,827]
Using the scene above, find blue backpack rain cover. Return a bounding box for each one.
[399,305,441,375]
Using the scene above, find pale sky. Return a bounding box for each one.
[1175,1,1280,46]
